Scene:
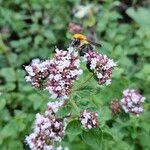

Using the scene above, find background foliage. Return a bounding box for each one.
[0,0,150,150]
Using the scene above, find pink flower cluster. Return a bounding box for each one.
[84,50,116,85]
[80,110,98,129]
[25,59,51,88]
[120,89,145,116]
[25,47,83,100]
[25,101,66,150]
[46,47,83,100]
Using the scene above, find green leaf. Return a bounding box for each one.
[14,110,27,132]
[8,140,23,150]
[1,121,18,138]
[139,131,150,147]
[0,108,11,122]
[34,35,44,46]
[0,98,6,110]
[81,128,102,149]
[56,105,71,118]
[135,64,150,82]
[0,35,8,53]
[126,7,150,28]
[43,30,56,44]
[66,120,82,135]
[102,131,113,141]
[28,93,44,110]
[66,120,82,142]
[7,53,18,67]
[84,14,96,27]
[0,83,16,91]
[0,68,16,82]
[112,67,124,78]
[99,107,112,127]
[74,85,97,99]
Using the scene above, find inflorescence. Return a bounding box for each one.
[46,47,83,100]
[25,47,83,100]
[80,110,98,129]
[25,100,66,150]
[25,59,51,88]
[84,50,117,85]
[120,89,145,116]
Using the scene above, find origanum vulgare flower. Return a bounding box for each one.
[80,110,98,129]
[25,47,83,100]
[25,101,66,150]
[25,59,51,88]
[120,89,145,116]
[84,50,117,85]
[46,47,83,100]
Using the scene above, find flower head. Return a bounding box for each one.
[25,101,66,150]
[46,47,83,100]
[25,59,51,88]
[120,89,145,116]
[80,110,98,129]
[25,47,83,100]
[84,50,116,85]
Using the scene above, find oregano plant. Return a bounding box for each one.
[24,36,145,150]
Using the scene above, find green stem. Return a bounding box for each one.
[70,99,80,113]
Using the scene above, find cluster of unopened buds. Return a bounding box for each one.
[68,22,83,34]
[111,99,120,114]
[80,110,98,129]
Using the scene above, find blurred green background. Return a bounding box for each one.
[0,0,150,150]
